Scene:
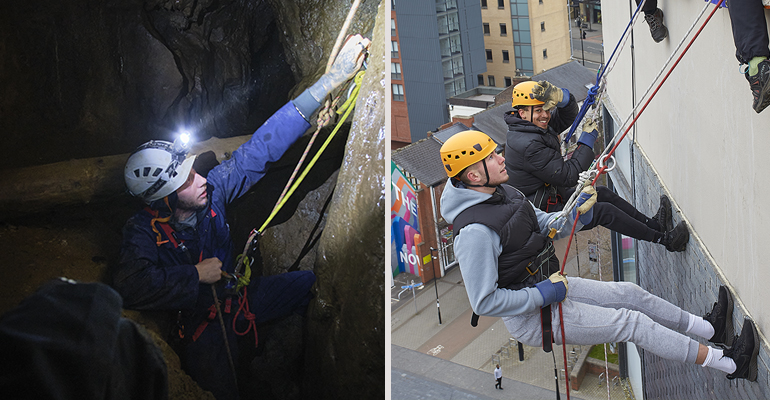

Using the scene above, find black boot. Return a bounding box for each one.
[704,285,734,347]
[746,58,770,114]
[659,221,689,252]
[724,318,759,381]
[649,195,672,232]
[644,8,668,43]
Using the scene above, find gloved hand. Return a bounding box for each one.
[577,170,593,188]
[309,34,371,102]
[571,185,597,224]
[535,272,568,307]
[532,80,565,111]
[577,120,599,149]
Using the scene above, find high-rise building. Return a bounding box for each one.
[391,0,486,144]
[481,0,571,84]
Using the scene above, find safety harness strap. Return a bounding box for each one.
[541,305,553,353]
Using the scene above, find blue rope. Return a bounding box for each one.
[563,0,646,143]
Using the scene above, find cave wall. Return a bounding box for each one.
[303,2,386,399]
[0,0,378,170]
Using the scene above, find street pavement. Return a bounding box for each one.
[391,227,633,400]
[571,23,604,72]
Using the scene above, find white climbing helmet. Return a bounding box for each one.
[124,137,197,203]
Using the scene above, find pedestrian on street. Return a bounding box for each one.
[438,129,760,383]
[494,364,503,389]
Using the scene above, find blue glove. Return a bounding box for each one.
[571,186,597,224]
[535,273,568,307]
[577,120,598,148]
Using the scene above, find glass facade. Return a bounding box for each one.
[510,0,533,74]
[437,0,465,97]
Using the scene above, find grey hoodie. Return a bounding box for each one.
[440,179,583,317]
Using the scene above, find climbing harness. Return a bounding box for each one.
[548,1,726,399]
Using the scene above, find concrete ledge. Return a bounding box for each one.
[569,345,620,390]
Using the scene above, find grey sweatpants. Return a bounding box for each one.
[502,277,701,364]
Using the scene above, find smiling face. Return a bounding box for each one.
[175,168,208,212]
[518,105,551,129]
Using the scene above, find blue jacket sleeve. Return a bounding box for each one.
[112,217,200,310]
[206,101,311,206]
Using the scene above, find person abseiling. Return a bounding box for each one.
[439,129,759,382]
[112,35,371,400]
[504,80,689,252]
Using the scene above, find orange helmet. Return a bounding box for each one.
[440,130,497,177]
[511,81,544,108]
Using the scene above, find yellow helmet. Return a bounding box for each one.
[511,81,544,108]
[440,130,497,177]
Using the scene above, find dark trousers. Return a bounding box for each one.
[727,0,770,64]
[495,377,503,388]
[635,0,658,13]
[574,186,660,242]
[181,270,315,400]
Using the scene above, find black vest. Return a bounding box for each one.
[453,185,559,290]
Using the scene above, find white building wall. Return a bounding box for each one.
[603,2,770,336]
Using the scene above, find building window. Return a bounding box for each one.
[500,23,507,36]
[504,76,513,87]
[392,0,396,9]
[392,84,404,101]
[485,49,493,62]
[437,12,460,35]
[483,23,490,35]
[502,50,510,63]
[539,0,543,3]
[440,35,463,57]
[391,19,396,36]
[391,41,399,58]
[443,57,465,80]
[488,75,496,87]
[498,0,504,9]
[543,49,548,58]
[478,74,484,85]
[481,0,487,8]
[541,22,545,31]
[391,62,402,80]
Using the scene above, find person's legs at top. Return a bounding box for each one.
[579,191,689,252]
[635,0,668,42]
[727,0,770,113]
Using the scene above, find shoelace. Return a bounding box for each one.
[645,13,661,31]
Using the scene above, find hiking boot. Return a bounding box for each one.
[724,318,759,381]
[649,195,672,232]
[704,285,734,347]
[745,59,770,113]
[660,221,689,252]
[644,8,668,43]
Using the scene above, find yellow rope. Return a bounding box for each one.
[235,70,365,291]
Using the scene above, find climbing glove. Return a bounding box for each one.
[571,185,597,225]
[535,272,568,307]
[532,80,565,111]
[309,34,371,103]
[577,120,599,149]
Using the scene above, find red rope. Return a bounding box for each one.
[554,3,724,398]
[233,287,258,347]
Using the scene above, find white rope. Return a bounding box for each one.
[550,0,715,233]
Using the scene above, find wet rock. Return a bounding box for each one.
[303,2,385,399]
